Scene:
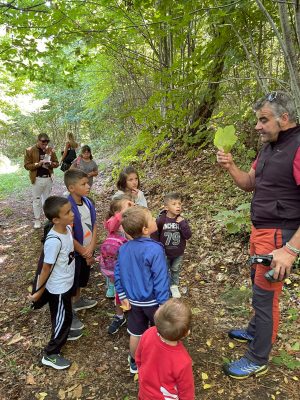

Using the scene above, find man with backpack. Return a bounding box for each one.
[29,196,77,370]
[24,133,59,229]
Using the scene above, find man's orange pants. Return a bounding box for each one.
[245,226,295,365]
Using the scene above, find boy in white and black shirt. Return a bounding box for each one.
[29,196,75,370]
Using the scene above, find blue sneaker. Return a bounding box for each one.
[108,315,127,334]
[228,329,254,343]
[128,355,138,374]
[223,357,268,379]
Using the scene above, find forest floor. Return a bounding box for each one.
[0,148,299,400]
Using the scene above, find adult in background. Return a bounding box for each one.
[24,133,59,229]
[217,91,300,379]
[70,145,98,188]
[60,132,79,172]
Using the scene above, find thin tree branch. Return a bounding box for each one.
[0,1,47,12]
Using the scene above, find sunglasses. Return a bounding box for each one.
[266,91,277,102]
[40,139,50,143]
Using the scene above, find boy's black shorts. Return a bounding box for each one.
[127,304,159,336]
[71,255,91,294]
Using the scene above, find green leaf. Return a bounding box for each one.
[291,342,300,351]
[272,350,300,370]
[214,125,237,153]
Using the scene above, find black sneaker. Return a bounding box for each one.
[71,310,84,331]
[67,329,83,341]
[108,315,127,335]
[42,354,71,370]
[128,355,138,374]
[73,297,97,311]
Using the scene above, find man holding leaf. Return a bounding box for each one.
[217,91,300,379]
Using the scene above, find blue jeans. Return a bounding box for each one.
[166,256,183,286]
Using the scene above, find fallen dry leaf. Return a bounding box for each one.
[201,372,208,380]
[95,364,108,374]
[57,389,66,400]
[26,373,36,385]
[36,392,47,400]
[68,362,79,377]
[72,384,82,399]
[7,333,24,345]
[203,383,212,389]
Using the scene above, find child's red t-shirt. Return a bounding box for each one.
[135,326,195,400]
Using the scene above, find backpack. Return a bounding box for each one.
[64,148,76,164]
[31,225,62,310]
[98,234,127,280]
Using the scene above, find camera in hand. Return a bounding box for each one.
[248,254,282,282]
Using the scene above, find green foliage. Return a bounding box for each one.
[113,127,170,176]
[214,203,251,234]
[286,308,299,323]
[214,125,238,153]
[272,350,300,370]
[0,0,297,165]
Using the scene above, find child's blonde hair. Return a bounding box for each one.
[154,299,192,341]
[121,206,150,238]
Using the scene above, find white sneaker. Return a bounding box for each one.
[170,285,181,298]
[34,220,41,229]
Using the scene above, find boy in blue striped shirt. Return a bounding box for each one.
[114,206,169,374]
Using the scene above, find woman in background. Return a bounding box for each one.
[71,145,98,188]
[60,132,79,172]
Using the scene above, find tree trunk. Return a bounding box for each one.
[255,0,300,114]
[189,43,226,136]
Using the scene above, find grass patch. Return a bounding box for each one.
[0,166,29,199]
[0,161,65,200]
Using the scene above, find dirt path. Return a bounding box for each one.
[0,158,299,400]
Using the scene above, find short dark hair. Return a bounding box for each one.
[154,299,192,341]
[117,166,140,191]
[80,145,93,159]
[43,196,69,221]
[106,194,133,220]
[163,192,182,205]
[37,133,50,141]
[121,206,150,238]
[64,169,88,189]
[253,91,297,123]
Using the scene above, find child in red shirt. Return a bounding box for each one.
[135,298,195,400]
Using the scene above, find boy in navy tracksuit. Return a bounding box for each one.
[114,206,169,374]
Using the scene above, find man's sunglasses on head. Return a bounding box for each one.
[40,139,50,143]
[266,91,277,102]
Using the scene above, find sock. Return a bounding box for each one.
[116,314,124,319]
